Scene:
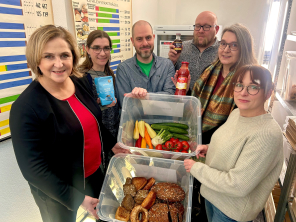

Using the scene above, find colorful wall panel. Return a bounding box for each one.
[71,0,132,74]
[0,0,54,140]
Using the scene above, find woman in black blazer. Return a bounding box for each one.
[9,25,129,222]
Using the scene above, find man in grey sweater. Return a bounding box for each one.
[116,20,175,107]
[169,11,220,95]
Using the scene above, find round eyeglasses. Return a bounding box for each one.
[90,47,112,54]
[219,41,239,51]
[234,83,261,95]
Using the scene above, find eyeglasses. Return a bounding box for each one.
[90,47,112,53]
[219,41,239,51]
[234,83,261,95]
[193,24,216,31]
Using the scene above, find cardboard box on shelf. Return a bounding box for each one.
[292,198,296,218]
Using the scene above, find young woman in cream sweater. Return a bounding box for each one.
[184,65,283,222]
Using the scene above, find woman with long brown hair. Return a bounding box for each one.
[80,30,120,139]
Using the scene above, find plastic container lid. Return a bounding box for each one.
[97,153,193,222]
[117,93,201,160]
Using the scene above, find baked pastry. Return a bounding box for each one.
[130,205,148,222]
[125,177,132,185]
[134,190,149,204]
[115,206,130,222]
[141,191,156,210]
[142,177,156,190]
[132,177,147,191]
[148,203,169,222]
[121,194,135,211]
[151,182,185,202]
[169,202,184,222]
[123,184,137,197]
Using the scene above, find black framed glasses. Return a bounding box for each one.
[219,41,239,51]
[234,83,261,95]
[193,24,216,31]
[90,47,112,53]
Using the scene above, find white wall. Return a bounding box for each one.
[155,0,271,58]
[0,139,42,222]
[132,0,158,27]
[275,0,296,90]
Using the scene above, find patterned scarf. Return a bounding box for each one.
[192,60,236,133]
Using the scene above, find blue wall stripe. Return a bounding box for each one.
[0,41,26,47]
[0,78,32,89]
[0,7,23,15]
[0,22,24,30]
[0,71,29,81]
[0,0,21,6]
[0,32,26,38]
[0,55,26,63]
[6,63,27,71]
[103,27,119,31]
[110,65,118,70]
[110,20,119,24]
[110,60,121,66]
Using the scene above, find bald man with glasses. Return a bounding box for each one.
[169,11,220,95]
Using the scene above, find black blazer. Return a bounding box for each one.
[10,76,116,211]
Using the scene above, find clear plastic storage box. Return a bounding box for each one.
[97,154,193,222]
[117,93,201,159]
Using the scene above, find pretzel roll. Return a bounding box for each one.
[130,205,148,222]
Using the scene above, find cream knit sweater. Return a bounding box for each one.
[190,109,283,222]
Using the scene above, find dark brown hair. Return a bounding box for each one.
[231,65,274,95]
[79,30,115,84]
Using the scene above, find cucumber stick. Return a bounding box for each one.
[152,122,189,129]
[151,124,188,134]
[155,131,189,141]
[172,133,189,141]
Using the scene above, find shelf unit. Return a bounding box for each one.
[274,123,296,221]
[268,0,296,221]
[287,34,296,42]
[275,91,296,116]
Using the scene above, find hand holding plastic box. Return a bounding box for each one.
[97,154,193,222]
[118,93,201,160]
[94,76,115,106]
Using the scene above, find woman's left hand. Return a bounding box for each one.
[112,143,132,154]
[81,195,99,219]
[184,159,196,173]
[171,71,191,93]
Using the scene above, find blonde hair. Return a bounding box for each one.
[214,23,258,71]
[26,25,83,79]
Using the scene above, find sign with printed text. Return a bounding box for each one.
[0,0,54,140]
[71,0,133,75]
